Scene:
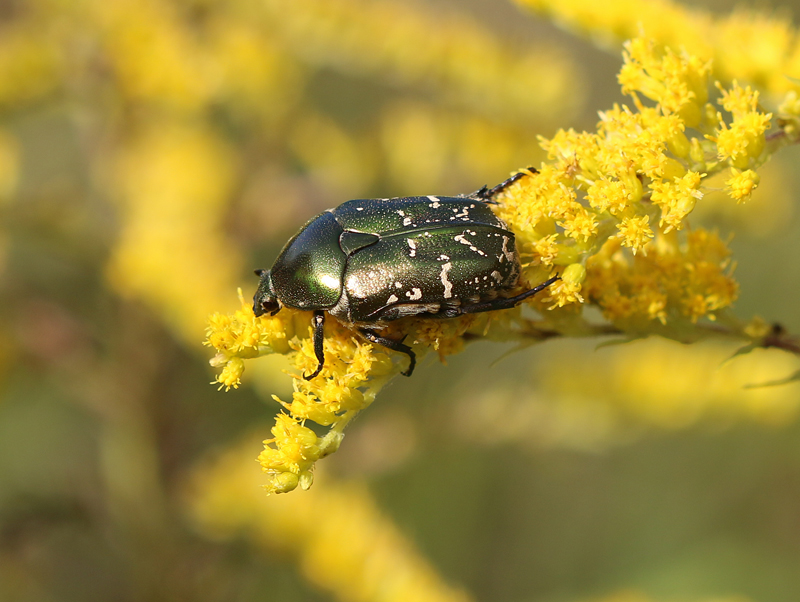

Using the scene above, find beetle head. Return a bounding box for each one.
[253,269,281,317]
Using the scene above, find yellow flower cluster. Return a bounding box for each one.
[584,230,738,326]
[494,39,772,319]
[207,293,294,390]
[207,36,794,493]
[206,290,412,493]
[206,292,473,493]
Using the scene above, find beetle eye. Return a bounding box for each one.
[259,299,280,316]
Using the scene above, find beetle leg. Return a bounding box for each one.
[359,329,416,377]
[304,311,326,380]
[461,274,560,314]
[477,166,539,202]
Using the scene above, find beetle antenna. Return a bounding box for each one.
[478,166,539,202]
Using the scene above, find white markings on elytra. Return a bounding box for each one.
[397,209,413,226]
[501,236,515,263]
[427,195,441,208]
[440,262,453,298]
[395,281,402,289]
[356,207,364,211]
[491,270,502,282]
[406,288,422,300]
[407,238,417,257]
[387,294,399,304]
[454,233,486,256]
[437,254,450,261]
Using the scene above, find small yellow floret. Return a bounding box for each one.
[714,82,771,169]
[532,234,559,265]
[718,81,761,117]
[650,171,704,232]
[215,357,245,391]
[725,168,760,202]
[586,179,631,215]
[616,215,654,254]
[258,413,322,494]
[562,208,598,242]
[548,263,585,307]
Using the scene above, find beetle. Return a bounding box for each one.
[253,169,559,379]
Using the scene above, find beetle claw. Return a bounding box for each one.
[303,364,324,380]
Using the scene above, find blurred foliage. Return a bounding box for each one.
[1,0,799,602]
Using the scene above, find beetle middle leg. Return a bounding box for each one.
[304,311,326,380]
[359,328,416,377]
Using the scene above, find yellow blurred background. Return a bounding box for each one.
[1,0,799,601]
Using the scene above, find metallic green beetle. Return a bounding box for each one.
[253,171,559,379]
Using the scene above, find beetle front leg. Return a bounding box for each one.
[359,329,416,377]
[304,311,326,380]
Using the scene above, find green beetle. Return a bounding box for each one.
[254,170,559,378]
